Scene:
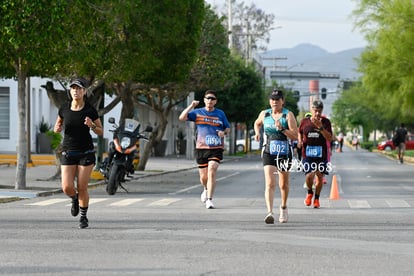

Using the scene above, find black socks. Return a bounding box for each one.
[80,206,88,217]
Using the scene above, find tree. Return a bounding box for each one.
[353,0,414,127]
[221,0,275,57]
[53,1,229,172]
[217,59,264,127]
[185,5,238,92]
[0,0,68,189]
[223,60,265,148]
[331,83,382,142]
[50,0,206,172]
[0,0,207,187]
[132,4,239,170]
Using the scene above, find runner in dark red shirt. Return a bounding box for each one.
[298,100,333,208]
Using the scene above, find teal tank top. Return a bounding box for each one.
[263,108,289,140]
[263,108,290,156]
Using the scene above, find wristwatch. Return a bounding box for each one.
[318,126,324,131]
[91,122,97,130]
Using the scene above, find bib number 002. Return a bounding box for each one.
[269,140,288,155]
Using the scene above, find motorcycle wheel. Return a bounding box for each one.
[107,164,122,195]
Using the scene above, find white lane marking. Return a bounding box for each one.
[171,172,240,195]
[348,200,371,208]
[147,198,181,206]
[26,198,68,206]
[216,172,240,181]
[89,198,109,204]
[386,199,410,208]
[64,198,108,206]
[171,184,201,195]
[110,198,145,206]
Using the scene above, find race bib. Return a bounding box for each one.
[205,135,221,147]
[306,145,322,157]
[269,140,288,155]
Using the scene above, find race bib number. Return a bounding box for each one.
[269,140,288,155]
[306,145,322,157]
[205,135,221,146]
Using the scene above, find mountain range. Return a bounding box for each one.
[259,43,365,80]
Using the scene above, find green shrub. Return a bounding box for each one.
[405,150,414,157]
[46,130,62,150]
[38,117,51,133]
[360,141,374,151]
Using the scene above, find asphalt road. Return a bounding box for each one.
[1,148,413,275]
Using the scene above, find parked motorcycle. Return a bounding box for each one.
[100,117,152,195]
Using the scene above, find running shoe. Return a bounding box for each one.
[205,199,215,209]
[304,193,313,206]
[313,198,320,209]
[264,212,274,224]
[79,216,88,229]
[71,196,79,217]
[200,189,207,203]
[279,206,288,223]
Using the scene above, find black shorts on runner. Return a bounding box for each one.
[196,148,224,168]
[60,150,96,166]
[262,151,292,172]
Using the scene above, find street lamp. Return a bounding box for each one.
[286,63,304,71]
[270,63,305,93]
[263,63,304,89]
[274,63,304,72]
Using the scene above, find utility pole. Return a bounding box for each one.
[245,18,249,66]
[243,18,258,67]
[227,0,233,49]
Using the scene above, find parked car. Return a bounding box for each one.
[377,134,414,151]
[236,136,261,152]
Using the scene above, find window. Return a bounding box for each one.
[0,87,10,139]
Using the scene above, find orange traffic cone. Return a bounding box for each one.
[329,175,340,200]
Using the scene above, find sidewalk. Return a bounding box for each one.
[0,155,202,202]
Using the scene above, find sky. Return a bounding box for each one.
[205,0,367,53]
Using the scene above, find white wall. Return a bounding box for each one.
[0,77,59,153]
[30,78,60,152]
[0,78,18,152]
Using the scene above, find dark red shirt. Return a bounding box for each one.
[299,117,332,160]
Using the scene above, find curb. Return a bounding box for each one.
[0,197,21,203]
[373,149,414,165]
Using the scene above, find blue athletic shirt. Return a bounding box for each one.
[187,108,230,149]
